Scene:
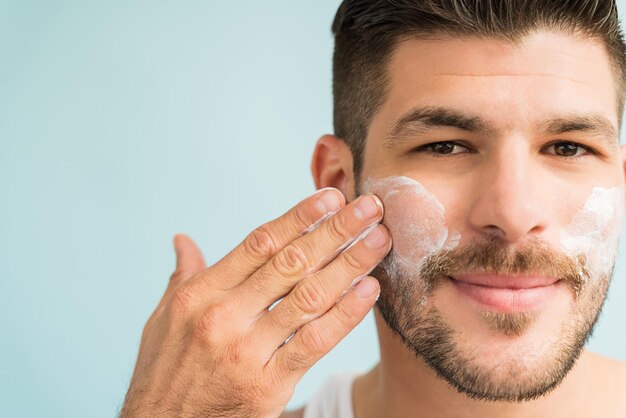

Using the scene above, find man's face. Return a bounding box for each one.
[358,31,626,401]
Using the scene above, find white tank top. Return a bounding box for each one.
[302,372,360,418]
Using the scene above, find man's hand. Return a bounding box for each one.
[119,188,391,418]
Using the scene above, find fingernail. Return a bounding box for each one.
[355,277,377,298]
[363,226,387,249]
[353,195,381,221]
[315,189,342,214]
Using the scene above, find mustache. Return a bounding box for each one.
[414,236,589,297]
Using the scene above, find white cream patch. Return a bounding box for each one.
[363,176,624,289]
[362,176,460,276]
[560,186,625,281]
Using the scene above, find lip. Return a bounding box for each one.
[452,273,561,289]
[448,274,563,312]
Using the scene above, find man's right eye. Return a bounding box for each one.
[413,141,471,157]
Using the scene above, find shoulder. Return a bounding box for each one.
[278,371,360,418]
[585,350,626,378]
[280,407,304,418]
[584,351,626,406]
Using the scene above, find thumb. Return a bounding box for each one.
[172,233,206,285]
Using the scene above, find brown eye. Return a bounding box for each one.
[412,141,472,157]
[555,143,579,156]
[548,142,590,157]
[431,142,456,154]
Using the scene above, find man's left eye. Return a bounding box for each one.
[545,141,592,157]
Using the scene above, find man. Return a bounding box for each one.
[120,1,626,417]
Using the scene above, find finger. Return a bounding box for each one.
[171,234,207,286]
[197,187,345,291]
[267,276,380,383]
[230,193,384,314]
[256,224,390,350]
[153,234,207,318]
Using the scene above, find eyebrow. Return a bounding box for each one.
[383,105,618,148]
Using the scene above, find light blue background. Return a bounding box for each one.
[1,2,626,417]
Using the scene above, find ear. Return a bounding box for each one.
[311,134,354,199]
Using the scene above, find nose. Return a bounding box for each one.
[467,141,549,243]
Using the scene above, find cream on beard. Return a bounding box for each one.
[361,176,460,280]
[362,175,625,287]
[560,186,625,282]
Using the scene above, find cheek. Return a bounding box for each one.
[384,189,448,262]
[559,186,625,280]
[363,176,460,270]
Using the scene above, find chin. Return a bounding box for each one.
[411,303,589,403]
[377,276,603,403]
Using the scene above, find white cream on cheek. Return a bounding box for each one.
[364,176,625,285]
[559,186,625,281]
[362,176,460,277]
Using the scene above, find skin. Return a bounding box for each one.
[120,31,626,418]
[119,191,392,417]
[304,31,626,417]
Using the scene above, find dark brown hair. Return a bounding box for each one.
[331,0,626,178]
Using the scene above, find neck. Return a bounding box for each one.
[352,310,597,418]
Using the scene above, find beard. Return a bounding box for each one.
[373,236,612,402]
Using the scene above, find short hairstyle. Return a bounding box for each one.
[331,0,626,178]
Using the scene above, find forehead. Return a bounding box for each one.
[368,31,618,140]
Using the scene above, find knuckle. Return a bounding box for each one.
[171,284,196,313]
[341,250,365,272]
[298,324,328,357]
[291,281,325,316]
[245,225,277,260]
[327,213,353,239]
[334,300,360,326]
[194,304,229,343]
[291,206,311,232]
[272,244,309,277]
